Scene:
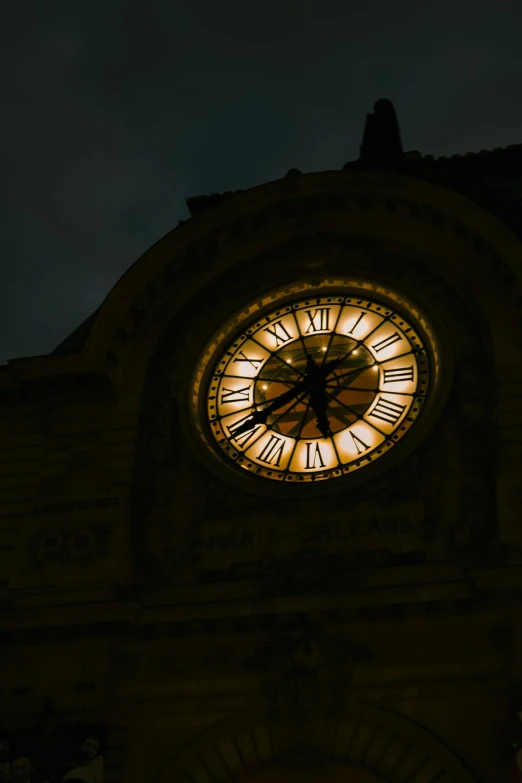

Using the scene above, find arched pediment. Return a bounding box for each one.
[151,702,478,783]
[77,171,522,397]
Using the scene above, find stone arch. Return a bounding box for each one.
[151,703,478,783]
[78,171,522,397]
[130,231,498,582]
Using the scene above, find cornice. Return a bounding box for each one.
[2,563,522,634]
[5,172,522,397]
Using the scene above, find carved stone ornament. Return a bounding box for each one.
[243,625,372,766]
[28,525,110,565]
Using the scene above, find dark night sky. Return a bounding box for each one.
[2,1,522,364]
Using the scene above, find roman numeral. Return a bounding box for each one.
[220,386,251,404]
[305,442,326,469]
[233,351,262,369]
[264,320,292,347]
[346,311,366,335]
[383,366,414,384]
[369,397,406,425]
[257,435,286,466]
[226,415,262,447]
[348,431,369,454]
[371,332,401,353]
[305,307,330,332]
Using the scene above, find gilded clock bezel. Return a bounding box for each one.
[186,276,448,498]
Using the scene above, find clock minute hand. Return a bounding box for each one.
[230,380,307,437]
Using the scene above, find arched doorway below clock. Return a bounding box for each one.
[158,704,480,783]
[240,764,386,783]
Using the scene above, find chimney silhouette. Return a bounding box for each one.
[359,99,404,166]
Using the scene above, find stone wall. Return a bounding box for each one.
[1,171,522,781]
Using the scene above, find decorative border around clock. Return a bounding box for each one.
[185,276,449,498]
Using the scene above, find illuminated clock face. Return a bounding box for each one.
[203,292,430,485]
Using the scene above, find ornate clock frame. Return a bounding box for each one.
[184,270,450,498]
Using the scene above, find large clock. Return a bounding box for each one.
[187,279,442,494]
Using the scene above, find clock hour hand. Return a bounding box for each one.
[230,380,307,437]
[306,354,332,438]
[311,358,372,437]
[309,388,331,438]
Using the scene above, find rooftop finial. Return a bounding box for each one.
[359,98,404,166]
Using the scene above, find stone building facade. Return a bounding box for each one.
[1,101,522,782]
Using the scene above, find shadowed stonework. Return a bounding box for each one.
[2,100,522,782]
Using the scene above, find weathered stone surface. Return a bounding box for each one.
[1,164,522,782]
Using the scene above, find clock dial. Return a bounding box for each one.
[205,294,429,484]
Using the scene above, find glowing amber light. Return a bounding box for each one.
[206,293,429,483]
[334,421,386,461]
[290,438,338,473]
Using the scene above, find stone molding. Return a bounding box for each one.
[88,173,522,389]
[5,172,517,394]
[155,701,479,783]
